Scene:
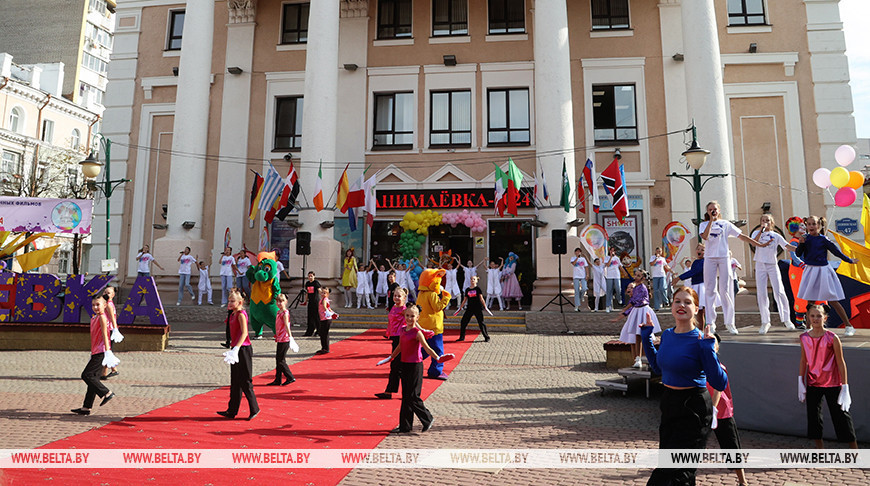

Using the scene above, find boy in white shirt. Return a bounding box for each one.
[570,248,589,312]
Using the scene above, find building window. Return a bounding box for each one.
[727,0,766,26]
[89,0,107,15]
[86,22,113,49]
[487,88,529,145]
[79,82,104,106]
[377,0,412,39]
[82,52,108,75]
[488,0,525,34]
[1,151,21,194]
[274,97,304,150]
[373,92,414,148]
[592,84,637,143]
[281,3,310,44]
[591,0,629,30]
[432,0,468,36]
[42,120,55,144]
[57,250,71,274]
[71,129,81,150]
[430,90,471,147]
[167,10,185,50]
[8,107,23,133]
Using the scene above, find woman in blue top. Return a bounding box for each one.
[640,286,728,486]
[795,215,857,336]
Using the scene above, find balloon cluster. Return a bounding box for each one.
[441,210,486,233]
[397,210,442,259]
[812,145,862,207]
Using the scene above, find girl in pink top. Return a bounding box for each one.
[375,288,409,399]
[217,289,259,420]
[380,305,443,433]
[100,286,120,380]
[71,296,115,415]
[267,294,297,386]
[705,335,746,486]
[798,305,857,448]
[316,288,339,355]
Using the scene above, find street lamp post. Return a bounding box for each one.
[667,123,728,242]
[79,134,130,266]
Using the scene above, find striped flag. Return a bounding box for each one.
[342,173,366,213]
[601,158,628,222]
[505,158,523,217]
[313,161,324,211]
[248,171,263,221]
[336,165,351,213]
[494,164,508,217]
[583,159,600,214]
[257,163,284,212]
[364,175,377,227]
[266,161,300,223]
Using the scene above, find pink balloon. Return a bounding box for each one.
[835,187,857,207]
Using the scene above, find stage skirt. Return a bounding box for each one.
[620,305,661,343]
[797,265,845,302]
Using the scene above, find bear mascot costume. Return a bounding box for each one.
[417,268,451,379]
[247,251,281,337]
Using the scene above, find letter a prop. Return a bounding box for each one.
[63,274,115,322]
[118,276,167,326]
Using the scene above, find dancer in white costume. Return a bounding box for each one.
[750,214,797,334]
[485,257,505,311]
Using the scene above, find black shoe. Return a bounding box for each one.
[314,349,329,355]
[216,410,235,419]
[248,410,260,421]
[265,380,282,386]
[106,371,119,378]
[71,408,90,415]
[422,417,435,432]
[375,392,392,399]
[390,427,411,434]
[220,342,231,349]
[282,378,296,386]
[484,337,491,342]
[456,337,465,342]
[302,333,312,337]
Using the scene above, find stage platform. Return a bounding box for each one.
[719,325,869,442]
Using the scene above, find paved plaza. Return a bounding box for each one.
[0,312,867,485]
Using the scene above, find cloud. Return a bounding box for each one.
[842,0,870,138]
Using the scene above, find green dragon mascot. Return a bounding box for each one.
[246,251,281,337]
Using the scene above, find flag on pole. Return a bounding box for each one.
[342,173,366,213]
[506,158,523,217]
[15,244,59,273]
[348,206,358,232]
[248,171,264,221]
[862,194,870,248]
[313,161,324,212]
[364,175,378,227]
[267,162,300,223]
[257,163,284,212]
[560,158,571,212]
[540,170,549,201]
[583,159,600,214]
[601,158,628,222]
[336,165,351,213]
[494,164,508,217]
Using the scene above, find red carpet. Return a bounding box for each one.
[3,328,476,486]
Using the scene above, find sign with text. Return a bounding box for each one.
[0,197,93,234]
[376,188,535,210]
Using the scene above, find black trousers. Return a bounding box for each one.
[648,387,712,486]
[274,342,295,381]
[384,336,402,394]
[399,361,432,431]
[459,308,489,340]
[306,307,319,336]
[319,320,331,351]
[227,345,259,416]
[807,386,856,442]
[81,353,110,408]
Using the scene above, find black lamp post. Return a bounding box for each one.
[79,134,130,264]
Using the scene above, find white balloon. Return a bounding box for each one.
[812,168,831,189]
[835,145,857,167]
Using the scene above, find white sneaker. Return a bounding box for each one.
[632,356,642,368]
[845,326,857,337]
[728,325,739,335]
[759,323,771,335]
[784,321,796,330]
[606,308,612,313]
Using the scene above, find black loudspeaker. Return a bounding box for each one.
[552,229,567,255]
[296,231,311,256]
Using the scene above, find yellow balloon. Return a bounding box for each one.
[830,166,849,188]
[847,170,865,190]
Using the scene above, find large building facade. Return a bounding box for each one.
[98,0,857,304]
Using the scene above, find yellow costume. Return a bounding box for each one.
[341,256,358,288]
[417,268,451,335]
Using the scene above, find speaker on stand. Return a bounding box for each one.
[540,229,574,333]
[290,232,311,309]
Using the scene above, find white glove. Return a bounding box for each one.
[376,357,390,366]
[110,328,124,343]
[798,376,806,403]
[837,384,852,412]
[223,346,240,365]
[288,337,299,353]
[711,415,718,430]
[102,350,120,368]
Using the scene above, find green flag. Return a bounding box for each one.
[560,158,571,212]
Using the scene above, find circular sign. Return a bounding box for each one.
[51,201,83,231]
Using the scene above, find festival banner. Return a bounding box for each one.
[579,224,609,263]
[662,222,691,265]
[0,197,93,234]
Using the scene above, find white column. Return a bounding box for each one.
[293,0,342,280]
[213,1,256,273]
[681,0,736,218]
[533,0,576,236]
[154,0,214,260]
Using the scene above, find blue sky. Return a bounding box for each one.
[842,0,869,138]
